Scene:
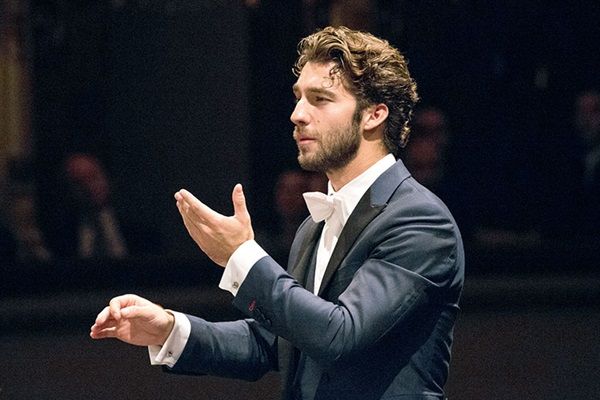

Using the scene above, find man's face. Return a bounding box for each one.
[66,156,110,208]
[291,62,362,173]
[575,92,600,147]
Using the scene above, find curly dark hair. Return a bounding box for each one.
[294,26,419,155]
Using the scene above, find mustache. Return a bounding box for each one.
[293,127,314,139]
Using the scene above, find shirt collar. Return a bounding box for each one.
[327,154,396,224]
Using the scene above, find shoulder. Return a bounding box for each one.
[370,176,465,284]
[396,176,455,217]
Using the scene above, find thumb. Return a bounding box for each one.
[232,183,250,220]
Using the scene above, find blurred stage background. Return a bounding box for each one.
[1,1,599,398]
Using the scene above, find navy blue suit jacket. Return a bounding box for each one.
[170,159,465,400]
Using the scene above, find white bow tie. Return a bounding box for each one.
[303,191,344,223]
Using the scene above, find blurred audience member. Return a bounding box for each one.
[575,90,600,192]
[542,89,600,239]
[8,184,53,263]
[0,158,52,264]
[255,169,327,264]
[402,106,475,240]
[38,152,162,260]
[63,153,129,259]
[403,106,449,190]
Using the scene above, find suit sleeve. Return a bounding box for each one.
[232,200,463,367]
[167,315,278,381]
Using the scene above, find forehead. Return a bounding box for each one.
[293,61,349,94]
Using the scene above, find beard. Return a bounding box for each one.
[296,113,362,173]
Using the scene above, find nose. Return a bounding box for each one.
[290,99,309,126]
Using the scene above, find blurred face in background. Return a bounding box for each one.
[65,154,110,209]
[404,107,449,188]
[275,170,326,222]
[575,91,600,148]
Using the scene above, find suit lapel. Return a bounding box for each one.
[317,188,384,296]
[317,159,411,297]
[289,220,323,286]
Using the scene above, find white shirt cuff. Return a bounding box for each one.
[148,311,191,368]
[219,240,268,296]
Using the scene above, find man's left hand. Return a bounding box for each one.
[174,184,254,267]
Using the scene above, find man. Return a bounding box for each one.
[63,153,129,259]
[541,89,600,239]
[52,153,162,259]
[403,106,450,190]
[91,26,464,400]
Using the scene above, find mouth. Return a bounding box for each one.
[298,137,316,145]
[294,129,317,145]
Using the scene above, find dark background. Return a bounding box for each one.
[28,0,600,255]
[2,1,599,398]
[31,0,251,258]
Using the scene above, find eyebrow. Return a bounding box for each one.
[292,84,337,98]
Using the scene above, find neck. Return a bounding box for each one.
[327,145,389,191]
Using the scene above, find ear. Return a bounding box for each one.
[362,103,389,131]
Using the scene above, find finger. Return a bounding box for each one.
[232,184,250,222]
[180,211,215,253]
[175,194,200,228]
[90,318,118,334]
[176,195,216,241]
[177,189,203,211]
[178,189,220,225]
[108,295,135,321]
[120,305,151,320]
[94,306,112,326]
[179,203,205,237]
[109,297,123,321]
[175,195,188,221]
[90,326,118,340]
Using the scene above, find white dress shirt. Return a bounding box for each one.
[149,154,396,366]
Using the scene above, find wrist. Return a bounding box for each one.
[160,309,176,345]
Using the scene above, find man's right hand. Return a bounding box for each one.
[90,294,175,347]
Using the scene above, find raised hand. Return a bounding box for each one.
[90,294,174,346]
[174,184,254,267]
